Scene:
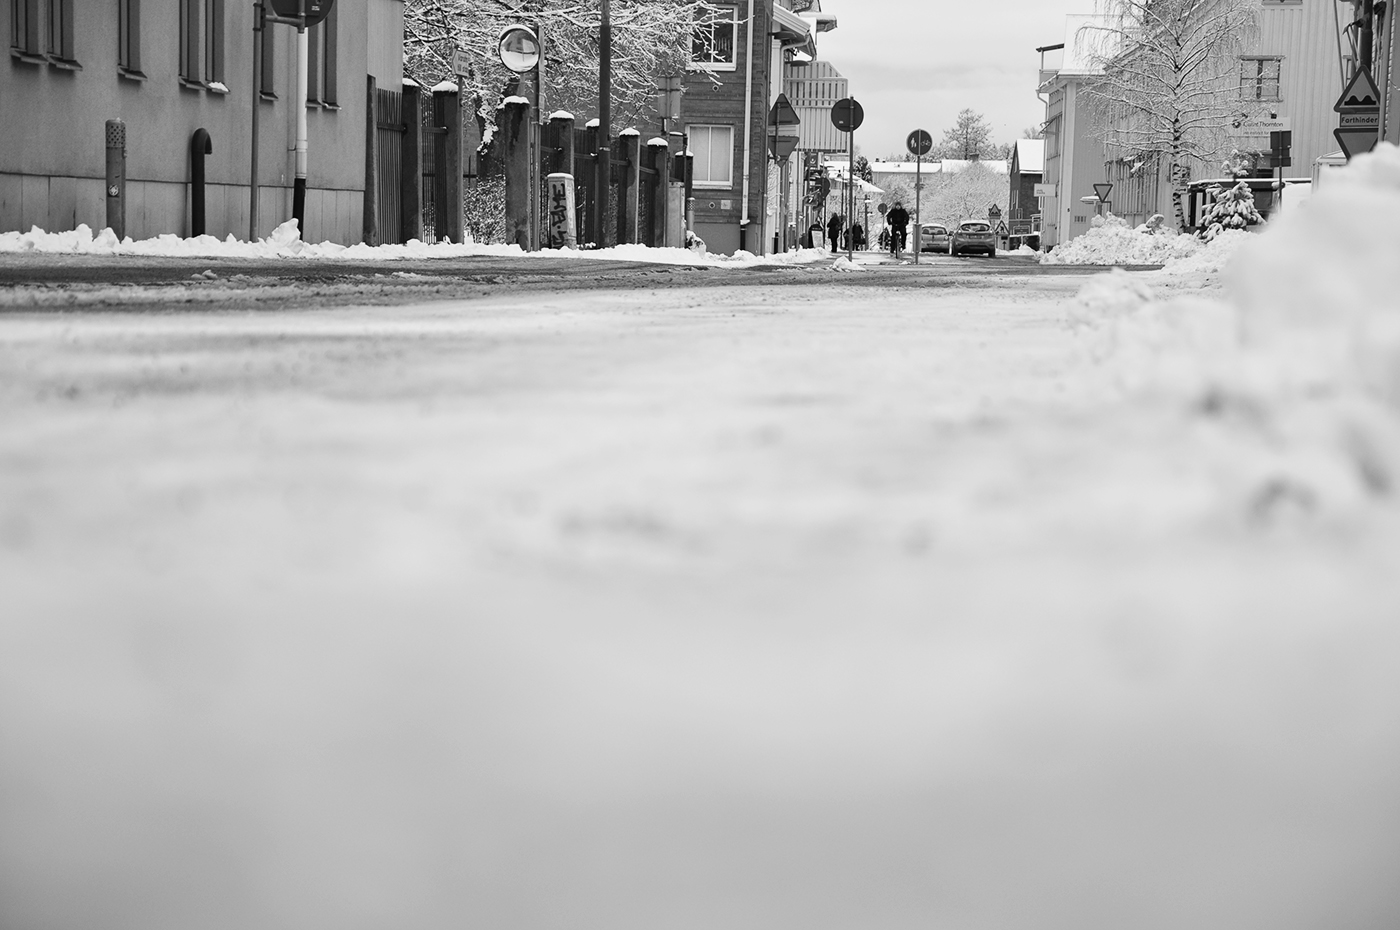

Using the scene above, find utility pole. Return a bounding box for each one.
[1361,0,1375,73]
[594,0,611,248]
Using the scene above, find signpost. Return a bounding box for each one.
[1092,182,1112,216]
[830,98,864,260]
[907,128,932,262]
[250,0,337,241]
[1334,67,1381,159]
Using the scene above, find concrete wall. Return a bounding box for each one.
[1,0,395,243]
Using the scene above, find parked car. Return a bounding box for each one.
[918,223,951,253]
[950,220,996,257]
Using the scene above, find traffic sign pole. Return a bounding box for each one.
[905,130,932,263]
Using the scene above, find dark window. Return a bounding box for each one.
[180,0,222,85]
[259,19,275,96]
[45,0,72,60]
[11,0,42,56]
[118,0,141,74]
[203,0,222,83]
[1240,57,1282,101]
[307,3,337,105]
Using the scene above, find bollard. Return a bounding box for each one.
[545,173,577,249]
[190,128,212,237]
[546,111,576,176]
[105,119,126,240]
[646,137,669,248]
[617,129,640,244]
[499,97,532,250]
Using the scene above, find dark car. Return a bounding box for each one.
[950,220,996,257]
[918,223,951,253]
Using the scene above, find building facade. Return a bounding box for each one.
[3,0,404,243]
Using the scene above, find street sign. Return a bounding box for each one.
[1333,67,1380,157]
[768,134,799,161]
[906,129,933,157]
[1335,127,1380,158]
[1093,183,1113,202]
[987,204,1002,217]
[877,202,887,215]
[1032,183,1053,198]
[1335,67,1381,110]
[831,98,864,132]
[994,220,1008,236]
[451,47,471,77]
[269,0,333,26]
[768,93,801,127]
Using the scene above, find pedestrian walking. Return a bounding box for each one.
[851,222,866,251]
[826,213,844,254]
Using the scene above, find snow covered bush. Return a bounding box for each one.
[1196,180,1263,241]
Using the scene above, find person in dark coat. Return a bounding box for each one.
[851,222,866,250]
[886,202,910,255]
[826,213,844,254]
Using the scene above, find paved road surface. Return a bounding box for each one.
[1,278,1394,930]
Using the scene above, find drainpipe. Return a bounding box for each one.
[739,0,755,252]
[292,0,308,233]
[191,128,212,236]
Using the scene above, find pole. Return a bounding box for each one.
[594,0,611,248]
[1362,0,1375,74]
[250,1,262,240]
[863,198,869,252]
[292,0,308,233]
[846,119,854,260]
[913,154,921,264]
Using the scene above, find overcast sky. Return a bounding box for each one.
[811,0,1085,159]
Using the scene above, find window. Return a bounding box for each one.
[45,0,72,62]
[179,0,223,86]
[259,20,275,96]
[306,4,337,106]
[691,5,737,71]
[688,124,734,189]
[1240,57,1282,101]
[10,0,42,57]
[118,0,141,75]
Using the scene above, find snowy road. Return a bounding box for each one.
[1,278,1397,930]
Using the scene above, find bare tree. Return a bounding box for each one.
[404,0,724,133]
[1078,0,1260,230]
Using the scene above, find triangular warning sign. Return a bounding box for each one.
[1335,67,1380,112]
[1334,126,1379,159]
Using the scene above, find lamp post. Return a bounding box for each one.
[862,196,870,251]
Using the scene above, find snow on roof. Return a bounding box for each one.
[1014,139,1045,174]
[869,159,1009,176]
[430,80,458,93]
[403,77,421,88]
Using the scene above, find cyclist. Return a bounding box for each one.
[886,201,910,257]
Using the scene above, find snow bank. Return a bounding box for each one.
[1229,142,1400,406]
[1042,213,1204,266]
[1067,144,1400,518]
[0,220,832,269]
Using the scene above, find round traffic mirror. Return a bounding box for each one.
[498,26,540,73]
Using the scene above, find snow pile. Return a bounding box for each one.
[1042,213,1202,266]
[831,256,865,272]
[1230,142,1400,405]
[1068,144,1400,517]
[0,220,832,269]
